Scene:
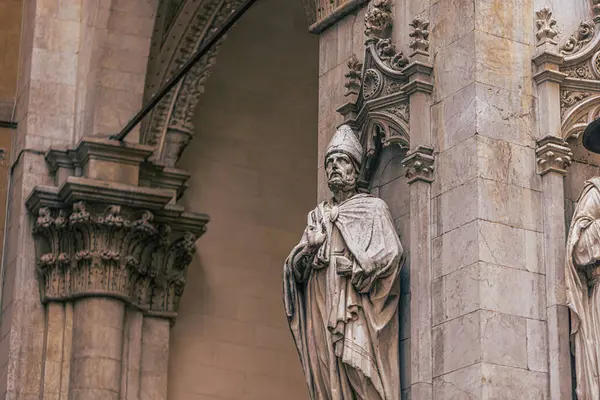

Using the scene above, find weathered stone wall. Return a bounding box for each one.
[170,0,318,398]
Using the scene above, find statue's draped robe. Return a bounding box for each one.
[283,194,403,400]
[567,177,600,399]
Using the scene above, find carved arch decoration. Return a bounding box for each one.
[553,0,600,139]
[562,95,600,140]
[142,0,251,167]
[337,0,417,192]
[142,0,324,167]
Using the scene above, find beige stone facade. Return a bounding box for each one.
[0,0,600,399]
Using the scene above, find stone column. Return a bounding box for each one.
[26,138,208,398]
[401,17,434,400]
[140,317,171,399]
[532,10,573,399]
[70,298,125,399]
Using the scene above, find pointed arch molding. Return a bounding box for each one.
[142,0,247,166]
[553,1,600,139]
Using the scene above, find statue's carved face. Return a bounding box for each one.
[326,152,358,192]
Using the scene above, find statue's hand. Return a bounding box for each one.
[352,265,375,294]
[306,223,326,249]
[306,211,326,250]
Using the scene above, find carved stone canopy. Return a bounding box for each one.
[26,138,209,320]
[338,7,432,191]
[551,2,600,139]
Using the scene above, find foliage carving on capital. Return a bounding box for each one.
[33,203,202,318]
[535,136,573,176]
[402,146,435,184]
[535,7,559,46]
[364,0,393,43]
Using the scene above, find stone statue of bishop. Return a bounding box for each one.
[567,177,600,399]
[283,125,403,400]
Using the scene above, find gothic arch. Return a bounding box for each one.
[562,95,600,140]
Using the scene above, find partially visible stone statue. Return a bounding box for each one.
[567,177,600,399]
[283,125,403,399]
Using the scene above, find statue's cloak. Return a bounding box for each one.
[283,194,403,399]
[567,177,600,399]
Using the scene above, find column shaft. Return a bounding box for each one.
[542,172,573,399]
[409,179,432,398]
[69,298,124,400]
[140,317,171,400]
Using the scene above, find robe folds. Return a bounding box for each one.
[283,193,403,400]
[567,177,600,399]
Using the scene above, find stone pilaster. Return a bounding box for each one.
[402,17,434,399]
[532,12,574,396]
[536,137,574,400]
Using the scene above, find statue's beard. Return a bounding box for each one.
[327,173,357,193]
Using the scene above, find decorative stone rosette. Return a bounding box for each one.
[33,202,200,318]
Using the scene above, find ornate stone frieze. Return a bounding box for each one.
[402,145,435,183]
[561,90,594,117]
[535,136,573,176]
[561,20,596,55]
[535,7,558,46]
[26,137,209,319]
[562,62,594,79]
[388,104,410,123]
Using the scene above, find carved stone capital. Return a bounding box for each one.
[32,204,205,318]
[27,137,209,320]
[402,146,435,184]
[535,136,573,176]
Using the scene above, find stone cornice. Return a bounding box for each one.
[535,136,573,176]
[533,69,568,84]
[532,49,564,67]
[402,145,435,183]
[26,177,174,214]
